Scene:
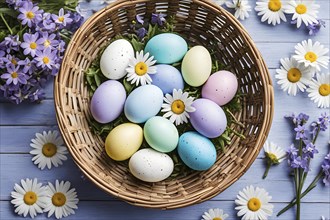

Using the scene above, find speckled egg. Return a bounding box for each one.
[150,64,184,94]
[105,123,143,161]
[178,131,216,171]
[90,80,126,124]
[144,33,188,64]
[124,85,163,123]
[129,148,174,182]
[189,98,227,138]
[144,116,179,153]
[181,46,212,87]
[100,39,134,80]
[202,70,238,106]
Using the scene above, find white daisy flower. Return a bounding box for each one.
[255,0,287,26]
[161,89,196,126]
[202,208,229,220]
[214,0,226,6]
[44,180,79,219]
[235,185,274,220]
[30,130,68,170]
[263,141,286,179]
[11,178,47,218]
[225,0,252,20]
[293,39,329,73]
[285,0,319,28]
[307,73,330,108]
[275,57,313,96]
[126,50,157,86]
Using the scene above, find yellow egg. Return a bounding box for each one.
[181,46,212,87]
[105,123,143,161]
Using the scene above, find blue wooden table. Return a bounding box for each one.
[1,1,329,219]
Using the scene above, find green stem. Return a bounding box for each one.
[312,126,321,144]
[262,161,272,179]
[0,13,13,35]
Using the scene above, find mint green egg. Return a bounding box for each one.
[144,116,179,153]
[145,33,188,64]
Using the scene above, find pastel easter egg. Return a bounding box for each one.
[202,70,238,106]
[144,33,188,64]
[181,46,212,87]
[105,123,143,161]
[144,116,179,153]
[178,131,217,171]
[90,80,126,124]
[189,98,227,138]
[129,148,174,182]
[150,64,184,94]
[124,85,163,123]
[100,39,134,80]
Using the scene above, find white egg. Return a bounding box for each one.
[100,39,134,80]
[129,148,174,182]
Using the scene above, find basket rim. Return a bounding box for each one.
[54,0,274,209]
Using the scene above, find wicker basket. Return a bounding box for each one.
[54,0,274,209]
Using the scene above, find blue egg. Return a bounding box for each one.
[150,65,184,94]
[145,33,188,64]
[124,85,163,123]
[178,131,216,171]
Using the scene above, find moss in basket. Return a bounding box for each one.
[84,14,245,177]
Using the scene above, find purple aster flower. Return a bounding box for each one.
[0,50,5,58]
[136,15,144,24]
[66,12,84,32]
[41,12,56,31]
[3,35,20,53]
[294,125,308,140]
[52,8,73,27]
[291,156,309,172]
[28,88,45,102]
[307,19,326,36]
[6,0,24,9]
[137,27,147,39]
[17,1,43,27]
[35,48,56,69]
[17,58,35,74]
[1,64,27,85]
[56,40,66,53]
[151,13,166,26]
[2,54,19,67]
[302,142,319,158]
[20,33,41,57]
[36,32,58,50]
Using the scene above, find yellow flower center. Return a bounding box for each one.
[26,11,35,19]
[11,58,17,65]
[213,218,222,220]
[171,100,185,114]
[135,62,148,76]
[304,52,318,63]
[287,68,301,83]
[248,197,261,211]
[44,40,51,47]
[319,84,330,96]
[296,4,307,14]
[11,72,18,79]
[52,192,66,207]
[30,42,37,50]
[42,143,57,157]
[23,191,38,205]
[43,57,50,64]
[268,0,282,12]
[58,16,65,22]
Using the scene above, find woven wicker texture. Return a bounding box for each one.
[54,0,274,209]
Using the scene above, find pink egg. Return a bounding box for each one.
[201,70,238,106]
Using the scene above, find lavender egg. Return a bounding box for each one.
[202,70,238,106]
[189,98,227,138]
[90,80,126,123]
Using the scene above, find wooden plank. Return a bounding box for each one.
[0,200,329,220]
[1,154,329,203]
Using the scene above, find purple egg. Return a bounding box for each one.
[91,80,126,123]
[202,70,238,106]
[189,98,227,138]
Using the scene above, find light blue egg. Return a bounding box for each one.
[150,65,184,94]
[178,131,216,171]
[145,33,188,64]
[124,85,163,123]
